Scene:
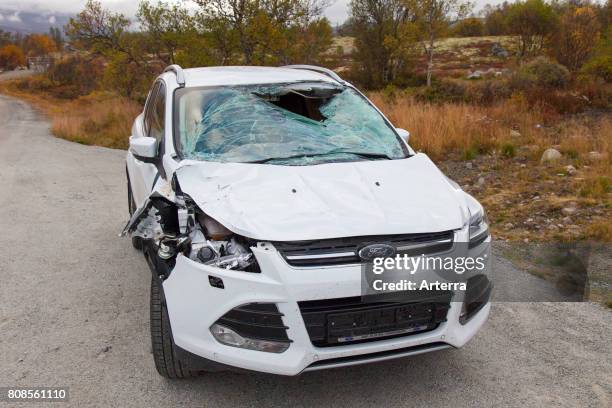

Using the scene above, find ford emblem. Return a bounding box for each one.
[358,243,396,261]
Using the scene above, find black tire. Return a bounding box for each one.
[126,171,143,250]
[150,276,197,379]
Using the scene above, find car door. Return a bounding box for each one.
[128,81,166,207]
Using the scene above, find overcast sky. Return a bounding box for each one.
[0,0,506,25]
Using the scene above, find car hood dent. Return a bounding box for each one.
[174,153,468,241]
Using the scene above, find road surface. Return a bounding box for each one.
[0,92,610,407]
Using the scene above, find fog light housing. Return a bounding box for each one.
[210,323,290,353]
[209,303,291,353]
[459,274,493,324]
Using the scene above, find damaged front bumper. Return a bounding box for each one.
[161,234,492,376]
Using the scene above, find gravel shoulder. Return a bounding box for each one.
[0,92,610,407]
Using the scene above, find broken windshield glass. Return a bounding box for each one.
[175,82,407,165]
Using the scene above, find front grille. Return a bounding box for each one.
[274,231,454,267]
[215,303,291,342]
[298,292,452,347]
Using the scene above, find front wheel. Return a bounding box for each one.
[150,276,197,379]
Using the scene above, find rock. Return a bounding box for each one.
[505,223,514,229]
[587,151,606,161]
[510,130,521,138]
[477,177,485,186]
[540,148,562,163]
[520,163,527,168]
[467,70,483,79]
[565,165,576,175]
[561,206,577,216]
[491,42,510,58]
[465,162,473,169]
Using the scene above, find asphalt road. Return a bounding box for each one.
[0,92,610,408]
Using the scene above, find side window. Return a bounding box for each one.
[148,82,166,144]
[143,83,160,136]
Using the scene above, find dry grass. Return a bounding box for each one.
[371,92,611,242]
[0,78,140,149]
[369,93,539,159]
[51,93,140,149]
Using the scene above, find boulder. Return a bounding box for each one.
[540,148,562,163]
[587,151,606,161]
[467,70,483,79]
[491,42,510,58]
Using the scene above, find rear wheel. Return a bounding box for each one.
[150,276,197,379]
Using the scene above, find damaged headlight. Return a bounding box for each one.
[188,214,260,272]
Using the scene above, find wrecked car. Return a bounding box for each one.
[122,65,492,378]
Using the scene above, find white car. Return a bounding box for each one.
[123,65,492,378]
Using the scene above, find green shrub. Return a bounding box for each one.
[462,147,477,160]
[415,80,467,103]
[580,55,612,83]
[511,57,571,89]
[453,18,485,37]
[466,80,513,104]
[501,142,516,158]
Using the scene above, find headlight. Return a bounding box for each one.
[189,213,260,272]
[468,206,489,248]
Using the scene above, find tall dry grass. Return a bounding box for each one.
[51,93,141,149]
[369,93,539,159]
[370,92,611,165]
[0,79,141,149]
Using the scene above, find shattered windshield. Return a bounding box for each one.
[174,82,407,165]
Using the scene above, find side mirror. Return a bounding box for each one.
[396,128,410,143]
[129,136,158,161]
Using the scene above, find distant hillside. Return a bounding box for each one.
[0,9,71,34]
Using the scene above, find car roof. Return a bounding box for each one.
[174,66,339,87]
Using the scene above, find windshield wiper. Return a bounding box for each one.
[245,151,394,164]
[243,150,393,164]
[244,153,335,164]
[337,151,393,160]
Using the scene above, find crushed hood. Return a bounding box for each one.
[174,154,469,241]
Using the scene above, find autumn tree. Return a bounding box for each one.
[483,3,510,35]
[193,0,332,65]
[349,0,414,88]
[0,44,25,70]
[453,16,484,37]
[65,0,155,99]
[553,6,601,71]
[23,34,57,56]
[506,0,558,58]
[404,0,473,87]
[137,1,199,65]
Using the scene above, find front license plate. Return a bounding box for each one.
[327,304,433,344]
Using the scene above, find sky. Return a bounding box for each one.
[0,0,506,26]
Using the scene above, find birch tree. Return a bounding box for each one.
[404,0,472,87]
